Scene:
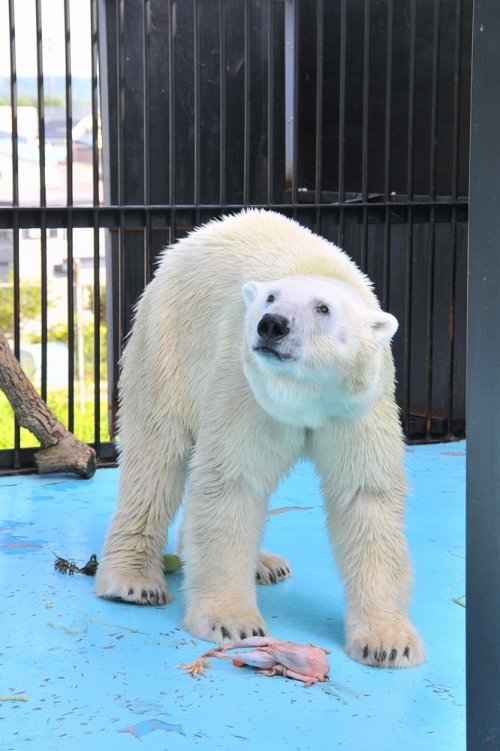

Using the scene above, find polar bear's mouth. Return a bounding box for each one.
[253,346,294,361]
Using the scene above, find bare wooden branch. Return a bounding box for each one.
[0,332,96,478]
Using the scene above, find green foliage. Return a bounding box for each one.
[0,387,110,450]
[0,94,64,107]
[0,271,46,338]
[0,277,110,451]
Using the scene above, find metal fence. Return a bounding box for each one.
[0,0,471,472]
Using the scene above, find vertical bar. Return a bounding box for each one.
[243,0,251,205]
[446,0,464,437]
[117,0,125,207]
[314,0,324,229]
[406,0,417,203]
[91,0,100,207]
[219,0,227,206]
[64,0,73,207]
[284,0,295,197]
[144,0,152,280]
[291,0,299,215]
[64,0,75,431]
[91,0,101,444]
[193,0,201,205]
[35,0,48,402]
[402,0,418,436]
[266,0,275,205]
[115,0,125,431]
[424,0,441,439]
[360,0,371,271]
[8,0,20,461]
[361,0,370,204]
[338,0,347,245]
[168,0,176,206]
[8,0,19,210]
[467,2,500,748]
[93,216,101,450]
[143,0,151,208]
[12,213,21,465]
[67,216,75,433]
[382,0,394,311]
[35,0,46,208]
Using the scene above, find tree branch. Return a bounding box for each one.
[0,332,96,478]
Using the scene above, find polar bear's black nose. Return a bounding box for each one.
[257,313,290,341]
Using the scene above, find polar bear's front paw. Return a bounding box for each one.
[184,603,267,644]
[256,550,292,585]
[95,566,172,606]
[346,617,425,668]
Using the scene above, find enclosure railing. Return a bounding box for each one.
[0,0,471,473]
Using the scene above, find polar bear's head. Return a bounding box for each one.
[241,275,398,428]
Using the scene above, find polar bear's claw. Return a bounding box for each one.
[95,568,172,606]
[346,619,425,669]
[255,550,292,585]
[184,606,268,644]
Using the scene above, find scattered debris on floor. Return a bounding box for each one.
[54,552,99,576]
[53,552,182,576]
[0,694,28,702]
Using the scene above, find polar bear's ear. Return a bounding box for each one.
[242,281,260,307]
[369,311,399,349]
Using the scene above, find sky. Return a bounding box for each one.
[0,0,92,79]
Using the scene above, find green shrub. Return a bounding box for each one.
[0,387,111,450]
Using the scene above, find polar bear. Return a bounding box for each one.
[95,209,425,668]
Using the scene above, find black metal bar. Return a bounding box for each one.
[382,0,394,311]
[66,216,75,433]
[402,0,418,436]
[243,0,251,205]
[91,0,102,451]
[424,0,441,440]
[219,0,227,206]
[266,0,275,205]
[117,0,125,206]
[91,0,100,207]
[8,0,19,209]
[291,0,299,214]
[314,0,324,231]
[193,0,201,205]
[338,0,347,246]
[406,0,417,203]
[143,0,152,281]
[64,0,73,207]
[7,0,19,460]
[446,0,464,437]
[92,218,102,451]
[12,210,21,466]
[360,0,371,271]
[361,0,370,204]
[284,0,294,197]
[467,3,500,748]
[144,0,151,209]
[168,0,176,206]
[35,0,46,207]
[0,200,469,231]
[35,0,48,401]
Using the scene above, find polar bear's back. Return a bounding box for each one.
[119,210,379,433]
[158,210,374,305]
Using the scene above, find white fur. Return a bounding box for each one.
[95,209,424,668]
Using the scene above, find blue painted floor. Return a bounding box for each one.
[0,442,465,751]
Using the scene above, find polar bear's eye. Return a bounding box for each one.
[316,304,330,315]
[266,294,275,303]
